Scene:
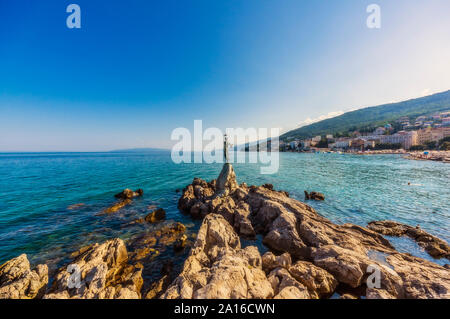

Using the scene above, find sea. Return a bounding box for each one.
[0,150,449,281]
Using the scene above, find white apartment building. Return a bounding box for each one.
[379,131,417,149]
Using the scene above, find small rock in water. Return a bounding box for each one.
[304,191,325,201]
[145,208,166,223]
[114,188,143,200]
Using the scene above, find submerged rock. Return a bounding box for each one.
[174,234,188,252]
[67,203,85,210]
[145,208,166,223]
[0,254,48,299]
[128,222,187,262]
[44,238,142,299]
[104,199,132,213]
[368,221,450,260]
[103,188,143,214]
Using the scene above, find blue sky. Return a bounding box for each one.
[1,0,450,151]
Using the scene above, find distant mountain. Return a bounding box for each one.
[281,90,450,141]
[109,147,169,152]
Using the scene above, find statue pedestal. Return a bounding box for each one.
[215,163,238,197]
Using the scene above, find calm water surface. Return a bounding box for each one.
[0,151,449,272]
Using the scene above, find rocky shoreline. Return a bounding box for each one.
[1,163,449,299]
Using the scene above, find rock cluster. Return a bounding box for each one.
[2,164,449,299]
[368,220,450,260]
[173,163,450,299]
[0,254,48,299]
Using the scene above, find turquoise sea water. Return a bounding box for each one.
[0,151,449,273]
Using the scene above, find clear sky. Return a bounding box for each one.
[1,0,450,151]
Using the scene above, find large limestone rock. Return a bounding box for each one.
[288,260,338,298]
[161,214,273,299]
[44,238,142,299]
[262,252,292,273]
[261,252,337,298]
[368,220,450,260]
[386,253,450,299]
[268,267,310,299]
[0,254,48,299]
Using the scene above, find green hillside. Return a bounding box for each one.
[281,90,450,141]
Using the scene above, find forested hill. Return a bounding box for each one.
[281,90,450,141]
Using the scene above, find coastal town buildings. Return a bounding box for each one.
[417,127,450,144]
[374,127,386,135]
[282,110,450,153]
[349,138,365,150]
[443,117,450,126]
